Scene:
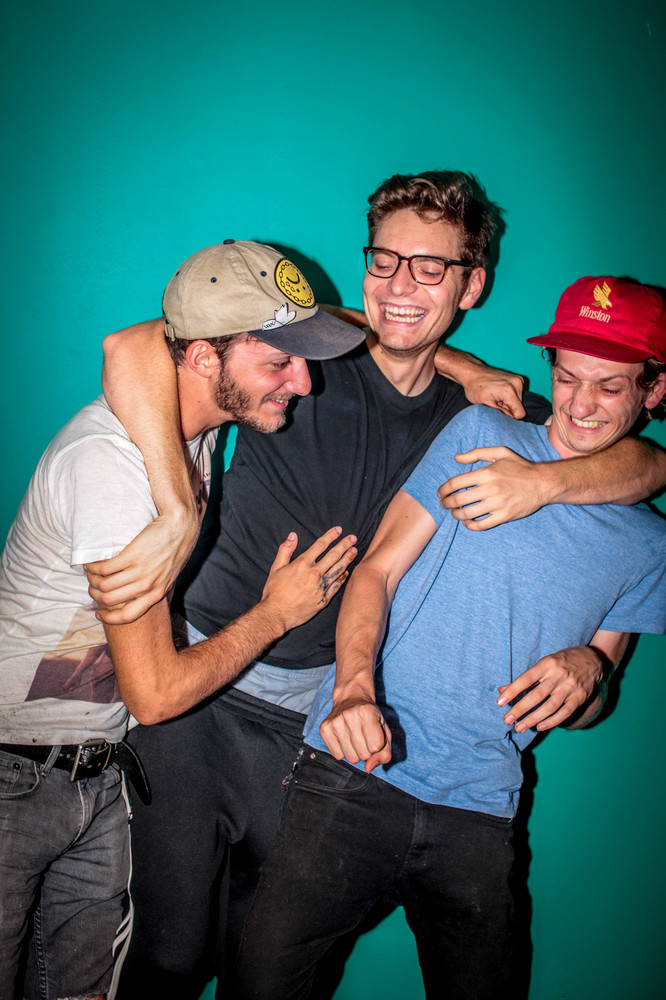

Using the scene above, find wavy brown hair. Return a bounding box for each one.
[367,171,498,269]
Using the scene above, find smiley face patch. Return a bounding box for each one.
[274,258,315,308]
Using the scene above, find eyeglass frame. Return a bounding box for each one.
[363,246,472,285]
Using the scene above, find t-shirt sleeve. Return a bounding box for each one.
[50,436,158,566]
[598,550,666,635]
[401,406,502,524]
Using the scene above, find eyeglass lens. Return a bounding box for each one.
[365,249,448,285]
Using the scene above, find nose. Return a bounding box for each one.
[387,258,417,296]
[569,382,598,418]
[284,357,312,397]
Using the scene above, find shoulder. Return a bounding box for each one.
[46,397,142,473]
[438,404,527,448]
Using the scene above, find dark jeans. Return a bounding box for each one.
[234,747,516,1000]
[117,689,304,1000]
[0,750,130,1000]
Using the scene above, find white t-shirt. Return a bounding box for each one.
[0,395,216,745]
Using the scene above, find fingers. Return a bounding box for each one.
[292,528,358,604]
[498,652,599,732]
[94,594,160,625]
[320,703,390,765]
[84,556,125,579]
[474,379,525,420]
[88,577,163,608]
[316,534,358,589]
[303,525,345,562]
[492,392,526,420]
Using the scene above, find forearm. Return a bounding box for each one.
[333,566,391,703]
[538,436,666,506]
[102,319,194,520]
[107,527,358,722]
[107,597,288,725]
[434,343,487,384]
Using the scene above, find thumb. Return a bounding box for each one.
[269,532,298,571]
[455,446,510,465]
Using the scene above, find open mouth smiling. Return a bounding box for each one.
[567,414,607,429]
[381,304,426,323]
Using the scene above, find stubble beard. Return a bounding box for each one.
[214,369,288,434]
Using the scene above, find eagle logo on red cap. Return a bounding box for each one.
[592,282,613,311]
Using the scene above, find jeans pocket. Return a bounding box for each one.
[293,747,371,796]
[0,751,41,797]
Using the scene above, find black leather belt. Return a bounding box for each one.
[0,739,151,803]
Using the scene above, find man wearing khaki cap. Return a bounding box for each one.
[0,241,361,1000]
[234,275,666,999]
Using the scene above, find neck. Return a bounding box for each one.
[365,330,437,396]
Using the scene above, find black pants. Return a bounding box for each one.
[117,689,304,1000]
[234,747,516,1000]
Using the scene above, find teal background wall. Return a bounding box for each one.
[2,2,665,997]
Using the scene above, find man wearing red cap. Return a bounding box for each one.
[233,275,666,999]
[0,242,361,1000]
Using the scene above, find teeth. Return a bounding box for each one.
[570,415,605,428]
[383,305,425,322]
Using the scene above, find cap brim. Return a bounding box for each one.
[250,308,366,360]
[526,332,650,364]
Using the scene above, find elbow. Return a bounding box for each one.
[102,329,124,364]
[129,704,169,727]
[121,687,183,727]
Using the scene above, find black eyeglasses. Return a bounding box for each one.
[363,246,471,286]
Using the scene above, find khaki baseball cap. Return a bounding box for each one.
[163,240,365,360]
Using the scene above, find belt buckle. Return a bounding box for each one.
[69,740,113,782]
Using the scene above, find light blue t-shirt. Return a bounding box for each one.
[305,406,666,818]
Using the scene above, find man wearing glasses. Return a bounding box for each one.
[94,173,666,996]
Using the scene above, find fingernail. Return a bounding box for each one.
[504,714,515,725]
[497,696,507,706]
[515,723,526,733]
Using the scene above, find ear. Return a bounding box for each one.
[458,267,486,312]
[184,340,218,379]
[644,371,666,411]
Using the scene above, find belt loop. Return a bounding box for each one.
[43,745,61,776]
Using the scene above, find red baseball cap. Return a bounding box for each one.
[527,276,666,363]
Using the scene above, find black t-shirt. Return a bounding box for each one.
[179,342,551,669]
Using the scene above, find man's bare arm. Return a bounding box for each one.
[497,630,629,733]
[438,436,666,531]
[434,344,527,419]
[106,527,357,724]
[320,491,436,773]
[96,319,197,617]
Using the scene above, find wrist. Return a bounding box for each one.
[158,494,198,541]
[254,595,291,641]
[332,674,375,706]
[530,460,563,507]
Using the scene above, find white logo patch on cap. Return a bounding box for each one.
[262,303,297,331]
